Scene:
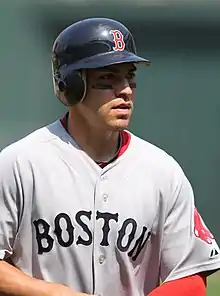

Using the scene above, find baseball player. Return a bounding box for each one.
[0,18,220,296]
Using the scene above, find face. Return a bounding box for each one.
[72,63,136,131]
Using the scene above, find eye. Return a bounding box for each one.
[126,72,136,80]
[99,73,114,80]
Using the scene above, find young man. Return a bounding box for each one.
[0,18,219,296]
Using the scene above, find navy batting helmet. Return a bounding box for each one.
[52,17,151,105]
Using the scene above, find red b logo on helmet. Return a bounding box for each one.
[110,30,125,51]
[194,208,214,244]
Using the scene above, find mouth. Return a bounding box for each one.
[112,103,131,110]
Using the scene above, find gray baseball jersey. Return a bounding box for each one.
[0,119,220,296]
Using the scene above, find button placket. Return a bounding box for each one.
[93,175,110,296]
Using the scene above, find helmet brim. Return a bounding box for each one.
[60,50,151,74]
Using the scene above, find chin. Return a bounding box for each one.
[108,119,130,131]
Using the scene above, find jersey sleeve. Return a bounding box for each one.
[160,160,220,282]
[0,148,24,260]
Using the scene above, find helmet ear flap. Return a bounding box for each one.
[57,80,66,92]
[56,69,86,106]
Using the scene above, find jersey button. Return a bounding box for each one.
[101,176,108,181]
[99,255,105,264]
[103,194,108,202]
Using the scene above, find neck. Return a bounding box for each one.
[67,110,120,163]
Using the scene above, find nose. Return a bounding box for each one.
[115,79,132,99]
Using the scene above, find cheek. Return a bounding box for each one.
[84,89,115,111]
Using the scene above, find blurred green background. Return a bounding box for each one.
[0,1,219,294]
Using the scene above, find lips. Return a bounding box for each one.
[112,103,131,109]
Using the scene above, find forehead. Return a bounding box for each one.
[89,63,137,74]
